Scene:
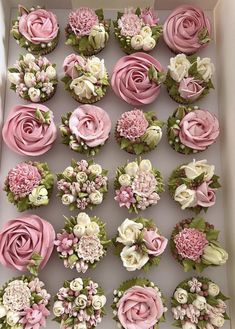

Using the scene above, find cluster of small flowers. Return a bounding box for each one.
[53,278,106,329]
[8,53,57,102]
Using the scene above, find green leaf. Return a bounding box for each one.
[61,75,71,84]
[206,229,219,241]
[172,320,182,328]
[8,67,19,73]
[198,320,207,329]
[207,296,219,306]
[187,292,196,303]
[133,143,144,155]
[78,36,89,52]
[135,7,141,16]
[182,259,194,272]
[195,262,207,273]
[189,217,206,231]
[95,8,104,20]
[117,11,123,19]
[120,138,130,149]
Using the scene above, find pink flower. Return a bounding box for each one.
[115,186,136,209]
[18,8,59,44]
[68,7,99,37]
[118,13,143,36]
[117,286,164,329]
[20,303,50,329]
[132,171,157,197]
[68,105,112,147]
[140,8,159,26]
[54,232,78,256]
[179,109,219,151]
[7,162,41,197]
[196,182,216,207]
[117,109,148,140]
[63,54,86,79]
[143,229,168,256]
[174,228,208,261]
[179,77,205,102]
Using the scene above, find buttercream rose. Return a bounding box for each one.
[143,229,168,256]
[0,215,55,272]
[196,182,216,207]
[111,52,164,105]
[18,8,59,44]
[179,77,205,102]
[117,286,164,329]
[163,5,211,54]
[68,105,111,147]
[63,54,86,79]
[2,103,57,156]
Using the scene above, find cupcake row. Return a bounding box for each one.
[12,5,211,56]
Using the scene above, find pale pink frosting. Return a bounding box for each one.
[179,109,219,150]
[117,286,164,329]
[163,5,211,54]
[69,105,112,147]
[0,214,55,272]
[18,8,59,44]
[63,53,86,79]
[143,229,168,256]
[179,77,204,102]
[111,52,163,105]
[140,8,159,26]
[2,103,57,156]
[196,182,216,207]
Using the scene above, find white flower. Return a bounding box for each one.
[70,278,83,291]
[139,159,152,172]
[6,311,20,326]
[89,190,103,204]
[46,65,57,79]
[121,245,149,271]
[86,57,106,80]
[208,282,220,297]
[77,213,91,226]
[143,126,162,147]
[182,159,215,181]
[89,164,102,175]
[23,53,35,64]
[29,186,48,206]
[53,301,64,317]
[197,57,215,82]
[28,87,40,102]
[182,322,197,329]
[92,295,106,310]
[24,72,36,87]
[86,222,100,236]
[61,194,76,205]
[142,36,156,51]
[140,26,152,38]
[118,174,131,186]
[193,296,207,310]
[168,54,191,82]
[63,166,74,177]
[76,172,88,183]
[174,288,188,304]
[131,35,144,50]
[8,72,21,85]
[75,294,88,309]
[174,184,197,210]
[210,316,225,327]
[117,218,143,245]
[74,322,87,329]
[70,75,97,99]
[88,24,108,50]
[125,162,139,176]
[0,305,7,318]
[73,224,86,238]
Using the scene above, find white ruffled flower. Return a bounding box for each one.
[77,213,91,226]
[3,280,31,312]
[121,245,149,271]
[89,164,102,175]
[182,159,215,181]
[85,222,100,236]
[192,296,207,310]
[23,53,35,64]
[118,174,131,186]
[168,54,191,82]
[89,190,103,204]
[70,278,83,291]
[88,24,108,50]
[125,162,139,176]
[174,184,197,209]
[208,282,220,297]
[197,57,215,82]
[140,26,152,38]
[61,194,76,205]
[143,126,162,147]
[131,35,144,50]
[8,72,21,85]
[75,294,88,309]
[53,301,64,317]
[70,75,97,99]
[142,36,156,51]
[210,316,225,327]
[28,87,40,102]
[182,322,197,329]
[76,172,88,183]
[86,57,106,80]
[6,311,20,326]
[45,65,57,79]
[0,305,7,318]
[29,186,48,206]
[139,159,152,172]
[63,166,74,177]
[73,224,86,238]
[117,218,143,245]
[24,72,36,87]
[92,295,106,310]
[174,288,188,304]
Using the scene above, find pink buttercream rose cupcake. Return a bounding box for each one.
[112,278,167,329]
[163,5,211,54]
[0,214,55,275]
[113,217,167,271]
[11,5,59,55]
[111,52,165,106]
[2,103,57,156]
[60,105,111,156]
[167,105,219,154]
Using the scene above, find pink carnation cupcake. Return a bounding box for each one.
[163,5,211,54]
[2,103,57,156]
[111,52,165,105]
[11,5,59,55]
[0,214,55,275]
[60,105,111,155]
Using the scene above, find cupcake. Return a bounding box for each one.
[114,159,164,213]
[0,214,55,275]
[0,276,50,329]
[167,105,219,154]
[171,217,228,272]
[168,159,221,213]
[53,278,106,327]
[55,212,110,273]
[8,53,58,102]
[57,159,108,211]
[165,54,215,104]
[163,5,211,54]
[60,105,111,156]
[2,103,57,156]
[111,52,165,105]
[4,161,54,212]
[112,278,167,329]
[113,7,162,54]
[113,217,167,271]
[62,54,109,103]
[115,109,164,154]
[65,7,110,55]
[11,5,59,55]
[171,277,229,329]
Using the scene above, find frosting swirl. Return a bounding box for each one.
[111,52,163,105]
[2,103,57,156]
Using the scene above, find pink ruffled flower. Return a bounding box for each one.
[140,8,159,26]
[76,235,104,263]
[118,13,143,36]
[179,77,205,102]
[132,171,157,197]
[63,54,86,79]
[20,303,50,329]
[196,181,216,207]
[7,163,41,197]
[54,232,78,256]
[68,7,99,37]
[115,186,136,209]
[117,109,148,140]
[174,228,208,261]
[143,229,168,256]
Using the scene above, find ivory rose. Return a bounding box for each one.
[120,245,149,271]
[117,218,143,245]
[182,160,215,181]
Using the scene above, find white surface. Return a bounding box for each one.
[0,7,231,329]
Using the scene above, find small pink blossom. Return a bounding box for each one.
[118,13,143,36]
[140,8,159,26]
[185,304,200,323]
[69,7,99,37]
[28,278,44,293]
[20,303,50,329]
[117,109,148,140]
[54,232,78,256]
[114,186,136,209]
